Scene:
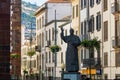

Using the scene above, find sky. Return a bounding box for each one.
[22,0,47,6]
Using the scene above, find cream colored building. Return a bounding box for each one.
[79,0,120,79]
[21,25,39,77]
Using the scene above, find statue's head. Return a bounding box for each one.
[70,28,74,35]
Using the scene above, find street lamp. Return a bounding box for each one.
[60,62,65,80]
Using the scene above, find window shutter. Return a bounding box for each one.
[84,0,86,8]
[84,20,86,35]
[104,52,108,67]
[90,0,93,7]
[88,19,92,32]
[92,16,94,32]
[116,52,120,67]
[81,0,83,9]
[98,14,101,30]
[90,0,94,7]
[81,22,83,35]
[96,15,99,30]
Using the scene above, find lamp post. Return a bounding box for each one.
[54,9,57,80]
[60,62,65,80]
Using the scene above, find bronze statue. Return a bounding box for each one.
[60,28,81,72]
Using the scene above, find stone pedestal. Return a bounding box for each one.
[63,72,81,80]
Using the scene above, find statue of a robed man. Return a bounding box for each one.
[60,28,81,72]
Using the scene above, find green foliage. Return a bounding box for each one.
[10,53,20,59]
[50,45,61,53]
[27,51,35,57]
[81,38,100,50]
[23,69,28,74]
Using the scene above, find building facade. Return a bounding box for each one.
[10,0,21,79]
[79,0,120,79]
[0,0,11,79]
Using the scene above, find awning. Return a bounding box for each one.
[81,69,96,75]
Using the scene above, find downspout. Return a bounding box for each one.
[101,0,104,79]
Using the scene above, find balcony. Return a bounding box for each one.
[82,58,101,68]
[111,1,120,15]
[80,34,89,41]
[112,36,120,48]
[35,45,41,52]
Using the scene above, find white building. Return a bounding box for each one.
[35,0,71,79]
[80,0,120,79]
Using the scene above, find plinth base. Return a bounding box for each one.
[63,72,81,80]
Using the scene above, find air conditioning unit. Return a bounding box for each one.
[111,1,120,14]
[112,37,120,48]
[35,45,41,52]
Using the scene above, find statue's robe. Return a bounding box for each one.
[61,32,80,72]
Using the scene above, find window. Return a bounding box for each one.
[49,29,51,41]
[104,52,108,67]
[42,16,44,26]
[81,0,83,9]
[81,0,86,9]
[96,0,101,4]
[46,52,47,63]
[42,33,44,47]
[76,5,78,17]
[46,31,47,40]
[81,22,83,35]
[49,51,51,63]
[104,74,108,80]
[52,28,54,41]
[104,21,108,41]
[115,52,120,67]
[65,30,67,36]
[96,12,101,31]
[90,0,94,7]
[81,49,83,62]
[40,34,41,47]
[88,15,94,32]
[40,19,42,29]
[61,52,63,63]
[84,0,86,8]
[72,6,75,18]
[76,31,78,35]
[84,20,87,34]
[37,20,39,30]
[115,20,120,36]
[52,53,54,62]
[61,38,63,44]
[90,48,94,58]
[103,0,108,11]
[84,49,87,59]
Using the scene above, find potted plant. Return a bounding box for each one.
[50,45,61,53]
[81,38,100,50]
[27,51,35,57]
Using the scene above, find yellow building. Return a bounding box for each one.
[71,0,80,35]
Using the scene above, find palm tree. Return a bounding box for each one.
[81,38,100,79]
[10,53,20,79]
[27,50,35,76]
